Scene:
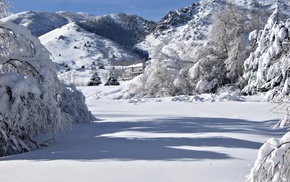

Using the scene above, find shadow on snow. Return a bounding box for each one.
[0,117,286,161]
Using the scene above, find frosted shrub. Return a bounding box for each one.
[137,58,188,97]
[189,55,226,93]
[61,85,95,123]
[0,20,94,156]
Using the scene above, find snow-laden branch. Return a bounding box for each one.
[0,19,95,157]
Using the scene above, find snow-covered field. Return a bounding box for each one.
[0,85,286,182]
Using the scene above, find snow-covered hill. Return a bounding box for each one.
[4,11,94,37]
[39,22,140,85]
[77,13,156,49]
[4,11,156,85]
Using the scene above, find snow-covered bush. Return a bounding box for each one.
[189,55,227,93]
[248,132,290,182]
[61,85,95,123]
[0,19,95,156]
[0,0,10,19]
[132,57,192,98]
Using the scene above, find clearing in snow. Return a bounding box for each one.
[0,85,286,182]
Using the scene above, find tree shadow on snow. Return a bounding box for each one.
[0,117,286,161]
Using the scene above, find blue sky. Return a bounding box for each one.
[9,0,198,21]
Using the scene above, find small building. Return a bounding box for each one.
[124,63,145,79]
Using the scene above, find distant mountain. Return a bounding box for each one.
[77,13,156,49]
[4,11,94,37]
[5,11,156,46]
[139,0,290,60]
[5,11,156,60]
[154,0,290,38]
[39,22,141,85]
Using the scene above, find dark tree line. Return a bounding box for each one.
[77,13,155,59]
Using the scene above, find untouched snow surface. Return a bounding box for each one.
[0,85,286,182]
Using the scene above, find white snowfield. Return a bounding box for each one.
[0,86,285,182]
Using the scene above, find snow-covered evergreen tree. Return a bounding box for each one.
[105,72,120,86]
[242,6,290,100]
[0,12,95,156]
[87,72,102,86]
[247,6,290,182]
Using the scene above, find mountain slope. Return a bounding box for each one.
[141,0,290,60]
[4,11,154,85]
[5,11,156,51]
[77,13,156,51]
[6,11,156,67]
[39,22,140,85]
[4,11,93,37]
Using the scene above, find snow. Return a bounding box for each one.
[0,85,286,182]
[39,22,139,84]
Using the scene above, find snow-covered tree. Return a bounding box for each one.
[0,0,10,19]
[0,18,95,156]
[142,59,182,97]
[126,45,193,98]
[189,54,227,93]
[188,3,254,93]
[247,130,290,182]
[105,72,120,86]
[242,6,290,99]
[88,72,102,86]
[247,7,290,182]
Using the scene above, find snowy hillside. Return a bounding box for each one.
[39,22,140,85]
[78,13,156,49]
[3,11,93,36]
[4,11,155,85]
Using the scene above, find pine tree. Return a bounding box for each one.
[105,72,120,86]
[88,72,102,86]
[242,6,290,98]
[247,8,290,182]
